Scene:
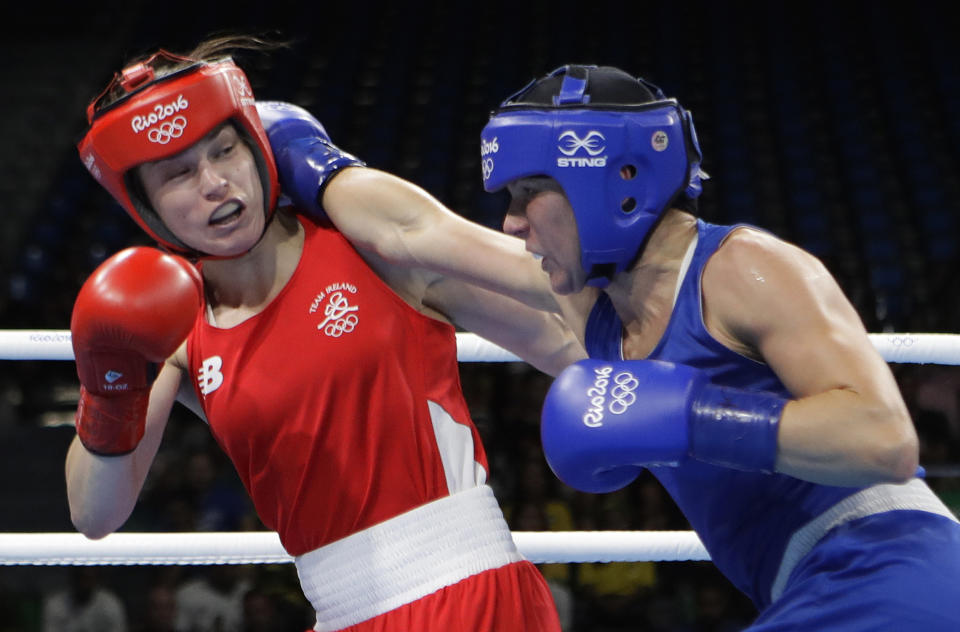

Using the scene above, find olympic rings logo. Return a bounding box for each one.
[608,371,639,414]
[482,158,494,181]
[885,335,916,347]
[147,116,188,144]
[324,313,358,337]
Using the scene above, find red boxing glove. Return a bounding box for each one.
[71,247,202,455]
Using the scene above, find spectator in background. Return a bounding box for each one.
[576,492,656,630]
[42,567,127,632]
[132,583,177,632]
[915,408,960,515]
[510,502,575,631]
[240,586,288,632]
[175,566,251,632]
[183,449,252,532]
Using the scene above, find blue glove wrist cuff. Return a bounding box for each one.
[689,386,785,473]
[279,138,365,217]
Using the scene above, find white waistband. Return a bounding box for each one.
[295,485,523,631]
[770,478,958,602]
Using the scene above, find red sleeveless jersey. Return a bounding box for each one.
[186,215,489,555]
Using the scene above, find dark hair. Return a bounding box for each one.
[92,34,288,115]
[671,191,700,216]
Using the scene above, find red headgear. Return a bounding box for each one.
[78,52,280,255]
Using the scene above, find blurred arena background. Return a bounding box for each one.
[1,1,958,630]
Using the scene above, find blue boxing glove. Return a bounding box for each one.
[255,101,365,216]
[541,359,786,493]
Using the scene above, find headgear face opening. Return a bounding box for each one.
[78,52,279,256]
[480,65,708,287]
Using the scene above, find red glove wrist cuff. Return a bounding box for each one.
[75,386,150,456]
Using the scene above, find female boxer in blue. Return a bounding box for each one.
[480,65,960,630]
[272,63,960,629]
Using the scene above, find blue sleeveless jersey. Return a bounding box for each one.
[584,220,862,608]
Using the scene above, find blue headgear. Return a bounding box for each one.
[481,65,708,287]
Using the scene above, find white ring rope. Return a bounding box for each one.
[0,531,709,566]
[1,329,955,566]
[1,330,960,364]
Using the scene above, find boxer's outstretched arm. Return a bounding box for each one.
[324,167,560,313]
[424,275,586,377]
[257,101,559,314]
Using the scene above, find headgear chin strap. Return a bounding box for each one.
[481,65,708,288]
[78,52,279,256]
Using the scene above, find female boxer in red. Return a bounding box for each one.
[65,37,580,631]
